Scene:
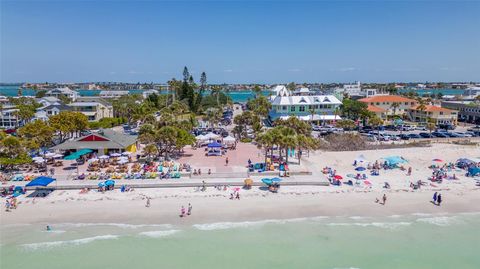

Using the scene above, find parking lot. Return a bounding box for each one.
[313,124,480,142]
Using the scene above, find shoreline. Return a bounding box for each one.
[2,186,479,227]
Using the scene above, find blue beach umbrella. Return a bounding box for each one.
[355,167,366,171]
[104,180,115,186]
[261,178,273,185]
[271,177,282,182]
[98,182,105,187]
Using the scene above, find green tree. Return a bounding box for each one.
[49,111,88,142]
[17,120,55,150]
[247,96,272,118]
[368,116,384,131]
[336,119,356,130]
[35,90,47,98]
[0,133,32,169]
[286,82,296,92]
[252,85,262,97]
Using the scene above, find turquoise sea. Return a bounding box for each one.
[1,213,479,269]
[0,86,269,103]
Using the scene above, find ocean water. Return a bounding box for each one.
[1,213,479,269]
[0,86,269,103]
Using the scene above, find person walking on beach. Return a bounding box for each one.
[187,203,192,216]
[407,167,412,176]
[382,194,387,205]
[146,197,151,208]
[225,157,229,166]
[432,192,438,205]
[437,194,442,206]
[180,205,186,217]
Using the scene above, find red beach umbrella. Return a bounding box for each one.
[334,175,343,180]
[432,159,443,162]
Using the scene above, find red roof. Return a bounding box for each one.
[359,95,417,103]
[410,105,455,113]
[367,105,386,112]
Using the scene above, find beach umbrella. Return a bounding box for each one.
[26,176,55,187]
[432,159,443,162]
[121,152,132,156]
[32,156,45,163]
[99,155,110,159]
[118,159,128,165]
[355,167,366,171]
[364,180,372,185]
[53,153,63,159]
[110,153,121,157]
[271,177,282,182]
[334,175,343,180]
[44,152,56,158]
[98,182,105,187]
[261,178,273,185]
[104,180,115,186]
[244,178,253,185]
[87,158,99,163]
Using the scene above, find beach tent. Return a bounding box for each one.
[207,142,222,148]
[223,135,236,144]
[382,156,408,166]
[26,176,56,187]
[204,132,220,139]
[32,156,45,163]
[195,134,207,141]
[44,152,56,158]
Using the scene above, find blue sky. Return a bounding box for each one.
[1,0,479,83]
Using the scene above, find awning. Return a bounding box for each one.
[63,149,93,160]
[26,176,56,187]
[207,142,222,148]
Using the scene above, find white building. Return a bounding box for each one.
[463,86,480,99]
[0,106,19,129]
[46,87,79,101]
[268,86,342,124]
[99,91,129,98]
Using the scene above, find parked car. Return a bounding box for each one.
[419,132,434,138]
[408,133,422,139]
[437,124,456,130]
[432,132,448,138]
[400,125,416,131]
[415,125,427,131]
[454,132,467,137]
[465,131,478,137]
[399,134,410,140]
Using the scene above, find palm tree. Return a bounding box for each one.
[210,85,222,106]
[390,102,400,118]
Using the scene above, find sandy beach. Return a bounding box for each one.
[2,143,479,227]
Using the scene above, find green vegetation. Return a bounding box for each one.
[0,131,32,169]
[256,117,318,164]
[88,117,126,129]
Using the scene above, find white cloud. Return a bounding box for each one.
[128,70,142,74]
[329,67,357,72]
